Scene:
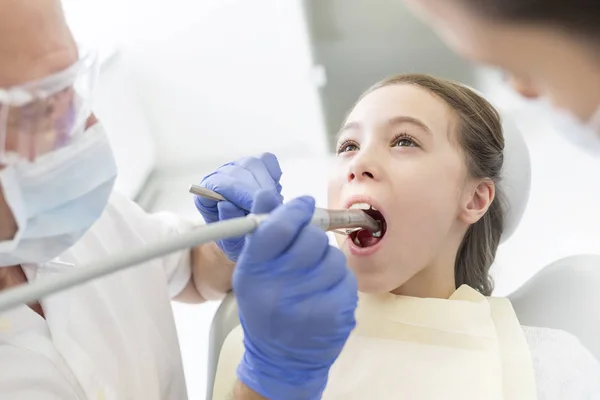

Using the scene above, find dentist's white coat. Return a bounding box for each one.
[0,192,195,400]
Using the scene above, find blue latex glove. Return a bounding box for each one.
[234,190,358,400]
[194,153,283,261]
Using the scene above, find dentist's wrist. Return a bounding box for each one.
[190,241,234,301]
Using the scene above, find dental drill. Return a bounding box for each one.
[0,186,380,313]
[188,185,380,234]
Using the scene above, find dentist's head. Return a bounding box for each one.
[0,0,117,267]
[403,0,600,152]
[0,0,76,242]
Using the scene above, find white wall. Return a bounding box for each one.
[93,57,157,198]
[63,0,328,191]
[123,0,329,171]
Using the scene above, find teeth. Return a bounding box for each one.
[348,202,378,211]
[349,203,371,210]
[372,230,382,238]
[353,236,361,246]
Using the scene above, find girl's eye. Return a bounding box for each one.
[337,140,359,154]
[396,138,414,147]
[392,133,418,148]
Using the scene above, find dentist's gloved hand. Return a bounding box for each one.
[234,190,358,400]
[194,153,283,261]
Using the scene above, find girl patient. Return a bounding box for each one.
[211,74,600,399]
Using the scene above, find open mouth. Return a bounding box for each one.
[348,205,387,248]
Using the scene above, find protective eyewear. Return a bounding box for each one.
[0,46,99,164]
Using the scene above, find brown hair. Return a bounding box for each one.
[456,0,600,40]
[358,74,505,296]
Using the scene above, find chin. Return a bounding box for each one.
[340,232,416,293]
[347,259,404,294]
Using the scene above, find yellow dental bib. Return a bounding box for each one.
[212,285,537,399]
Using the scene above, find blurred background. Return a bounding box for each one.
[63,0,600,398]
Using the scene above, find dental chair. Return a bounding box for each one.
[508,254,600,361]
[204,116,595,399]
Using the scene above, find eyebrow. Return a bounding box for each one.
[338,116,432,138]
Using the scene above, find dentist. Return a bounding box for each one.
[0,0,357,399]
[0,1,235,398]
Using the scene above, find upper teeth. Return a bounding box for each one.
[349,202,378,211]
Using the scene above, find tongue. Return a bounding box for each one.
[356,229,381,247]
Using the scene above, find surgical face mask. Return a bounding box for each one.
[0,122,117,267]
[548,104,600,156]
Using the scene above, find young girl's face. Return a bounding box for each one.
[328,84,489,297]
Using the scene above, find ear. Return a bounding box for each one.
[459,179,495,225]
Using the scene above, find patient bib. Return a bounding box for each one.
[213,285,537,399]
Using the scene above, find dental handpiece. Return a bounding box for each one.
[246,207,380,233]
[188,184,380,233]
[0,186,380,313]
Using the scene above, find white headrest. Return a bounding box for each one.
[499,115,531,243]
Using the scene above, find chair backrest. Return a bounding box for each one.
[508,254,600,361]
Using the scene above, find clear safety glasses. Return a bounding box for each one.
[0,46,99,164]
